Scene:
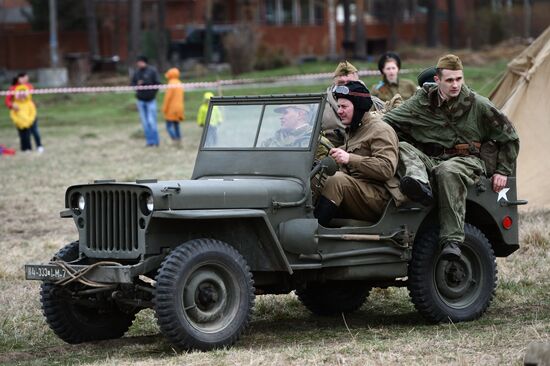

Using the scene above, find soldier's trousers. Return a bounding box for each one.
[321,171,390,222]
[398,142,485,245]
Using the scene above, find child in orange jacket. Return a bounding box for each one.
[162,68,184,144]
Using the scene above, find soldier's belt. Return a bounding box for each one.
[444,142,481,157]
[423,142,481,157]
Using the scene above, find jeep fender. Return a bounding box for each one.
[152,209,292,273]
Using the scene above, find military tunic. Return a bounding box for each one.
[321,113,399,222]
[383,83,520,245]
[371,78,417,102]
[261,124,331,161]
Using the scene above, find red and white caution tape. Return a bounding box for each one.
[0,68,417,96]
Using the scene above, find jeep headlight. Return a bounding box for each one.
[70,193,85,211]
[140,193,154,215]
[78,194,86,210]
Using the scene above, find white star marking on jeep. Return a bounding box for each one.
[497,187,510,202]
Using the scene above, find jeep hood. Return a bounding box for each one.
[146,177,305,210]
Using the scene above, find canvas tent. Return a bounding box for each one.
[490,26,550,210]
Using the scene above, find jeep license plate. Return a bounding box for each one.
[25,264,68,281]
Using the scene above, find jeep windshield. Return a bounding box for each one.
[202,101,320,150]
[193,94,326,180]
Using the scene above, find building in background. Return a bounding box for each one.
[1,0,549,71]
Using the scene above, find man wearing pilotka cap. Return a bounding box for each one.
[383,54,520,259]
[314,81,403,226]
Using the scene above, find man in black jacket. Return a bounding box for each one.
[131,56,160,146]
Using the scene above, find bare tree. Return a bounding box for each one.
[426,0,438,47]
[156,0,167,72]
[388,0,400,50]
[128,0,142,66]
[355,0,367,59]
[447,0,457,49]
[523,0,532,38]
[342,0,352,57]
[204,0,213,63]
[84,0,100,60]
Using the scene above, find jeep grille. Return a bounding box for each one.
[85,190,139,251]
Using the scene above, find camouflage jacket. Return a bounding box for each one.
[383,83,520,176]
[261,124,313,148]
[371,78,417,102]
[261,124,331,160]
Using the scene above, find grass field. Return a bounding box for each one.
[0,59,548,365]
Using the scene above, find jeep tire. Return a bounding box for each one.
[408,223,497,323]
[154,239,255,351]
[296,281,371,316]
[40,241,136,343]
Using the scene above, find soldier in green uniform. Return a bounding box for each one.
[383,54,520,258]
[314,81,401,225]
[371,52,417,102]
[261,104,331,159]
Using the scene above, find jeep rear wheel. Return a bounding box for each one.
[40,241,136,343]
[154,239,255,351]
[408,224,497,323]
[296,281,371,316]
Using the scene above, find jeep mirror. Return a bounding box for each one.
[311,156,338,179]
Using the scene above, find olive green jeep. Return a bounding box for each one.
[25,93,526,350]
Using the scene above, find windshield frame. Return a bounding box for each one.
[199,94,325,152]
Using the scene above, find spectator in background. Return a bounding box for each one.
[8,83,36,152]
[131,56,160,147]
[197,92,222,146]
[5,72,44,153]
[162,67,184,146]
[371,52,417,102]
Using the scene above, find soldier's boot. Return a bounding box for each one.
[399,176,434,206]
[314,196,339,227]
[440,241,462,260]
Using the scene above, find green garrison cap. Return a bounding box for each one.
[417,66,437,86]
[333,61,358,77]
[436,54,463,70]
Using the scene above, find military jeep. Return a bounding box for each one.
[26,93,525,351]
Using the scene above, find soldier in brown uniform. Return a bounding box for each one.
[322,61,361,147]
[371,52,417,102]
[314,81,400,226]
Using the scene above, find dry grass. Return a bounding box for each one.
[0,90,549,365]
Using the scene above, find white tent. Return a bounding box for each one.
[490,26,550,210]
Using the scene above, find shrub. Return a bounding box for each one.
[223,25,258,75]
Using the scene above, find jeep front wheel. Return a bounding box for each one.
[408,223,497,323]
[296,281,371,316]
[40,241,136,343]
[154,239,255,350]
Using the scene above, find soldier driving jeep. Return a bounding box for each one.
[383,54,520,259]
[314,81,402,225]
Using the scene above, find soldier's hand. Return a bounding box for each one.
[491,173,508,192]
[329,148,350,165]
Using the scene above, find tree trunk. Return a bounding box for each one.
[204,0,213,63]
[156,0,167,72]
[328,0,337,59]
[388,0,399,50]
[49,0,59,67]
[128,0,142,67]
[523,0,531,38]
[447,0,457,49]
[354,0,366,59]
[84,0,100,60]
[426,0,438,48]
